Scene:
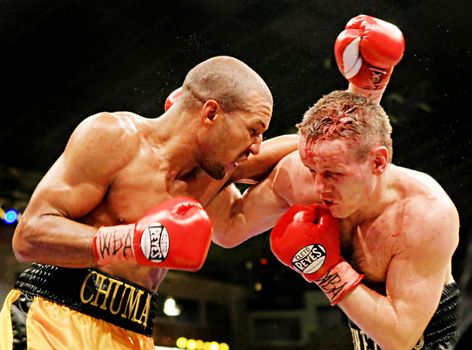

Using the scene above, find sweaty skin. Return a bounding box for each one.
[208,141,459,349]
[12,78,298,292]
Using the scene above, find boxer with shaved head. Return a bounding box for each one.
[0,55,297,349]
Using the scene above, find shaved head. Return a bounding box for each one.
[181,56,272,112]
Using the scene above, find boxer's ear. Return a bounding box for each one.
[201,100,220,121]
[371,146,388,175]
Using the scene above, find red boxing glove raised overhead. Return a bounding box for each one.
[93,196,213,271]
[164,87,183,111]
[335,14,405,90]
[270,204,363,305]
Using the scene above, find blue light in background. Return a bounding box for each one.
[2,209,18,224]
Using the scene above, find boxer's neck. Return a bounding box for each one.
[144,113,201,178]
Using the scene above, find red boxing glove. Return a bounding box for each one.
[164,87,183,111]
[93,196,213,271]
[270,204,363,305]
[335,14,405,90]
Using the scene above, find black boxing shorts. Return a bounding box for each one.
[0,263,158,349]
[348,282,460,350]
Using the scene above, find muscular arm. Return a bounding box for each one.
[338,198,460,350]
[208,162,291,248]
[208,79,386,247]
[211,85,384,246]
[12,112,136,268]
[208,151,318,248]
[231,134,298,183]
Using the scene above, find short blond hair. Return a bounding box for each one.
[297,90,393,162]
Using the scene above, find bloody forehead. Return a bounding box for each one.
[299,137,315,159]
[299,134,363,162]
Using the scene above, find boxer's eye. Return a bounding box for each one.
[325,171,342,179]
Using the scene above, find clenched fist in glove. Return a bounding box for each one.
[335,14,405,90]
[270,204,364,305]
[93,196,213,271]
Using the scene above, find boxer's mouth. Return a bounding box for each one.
[320,196,334,207]
[236,157,248,166]
[322,199,333,206]
[234,153,250,166]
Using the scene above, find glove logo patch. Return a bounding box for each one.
[342,36,362,79]
[141,223,169,262]
[292,244,326,274]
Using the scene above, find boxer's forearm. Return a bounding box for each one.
[338,284,427,350]
[232,134,298,182]
[348,83,386,104]
[13,213,98,268]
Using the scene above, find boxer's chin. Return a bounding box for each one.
[321,198,337,214]
[203,160,238,180]
[328,205,351,219]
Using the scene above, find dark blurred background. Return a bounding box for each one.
[0,0,471,348]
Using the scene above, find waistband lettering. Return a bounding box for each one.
[80,272,94,304]
[79,271,151,329]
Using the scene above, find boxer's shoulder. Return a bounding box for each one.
[73,111,141,142]
[86,111,142,135]
[64,112,142,175]
[391,165,457,213]
[378,190,459,258]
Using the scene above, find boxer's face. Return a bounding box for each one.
[299,136,375,218]
[199,94,272,180]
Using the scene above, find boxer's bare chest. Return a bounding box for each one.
[340,211,400,290]
[84,153,223,290]
[106,168,219,222]
[280,161,404,289]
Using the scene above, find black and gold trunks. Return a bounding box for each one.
[14,263,158,336]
